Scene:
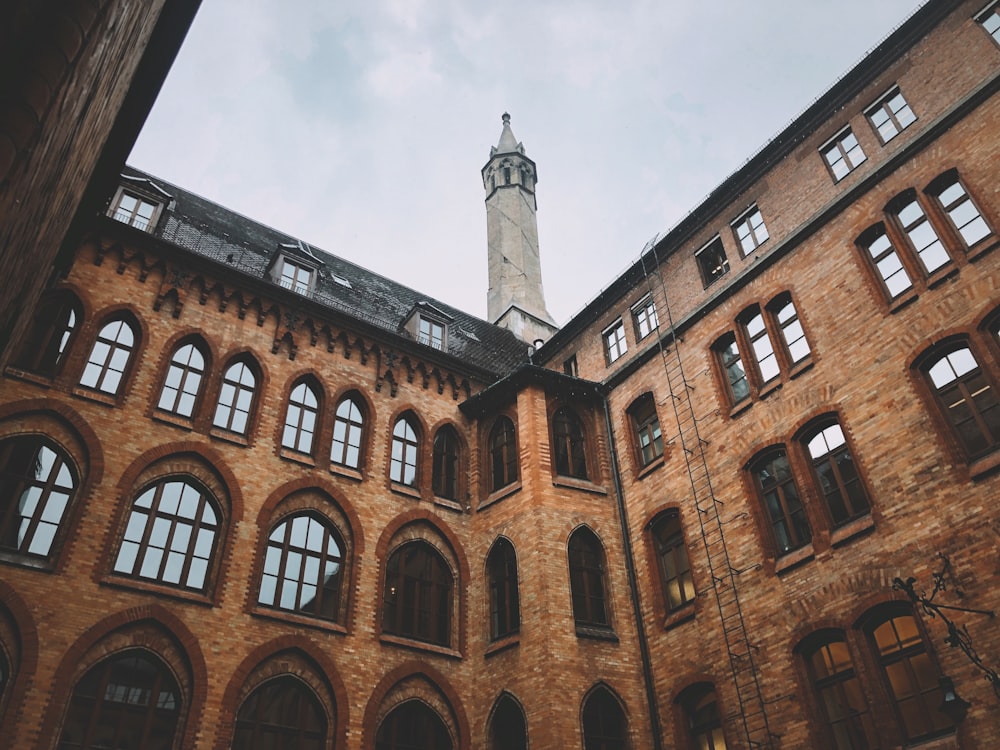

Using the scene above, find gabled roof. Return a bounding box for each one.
[118,166,529,377]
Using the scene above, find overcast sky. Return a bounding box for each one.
[130,0,926,325]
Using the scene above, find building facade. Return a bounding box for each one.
[1,1,999,748]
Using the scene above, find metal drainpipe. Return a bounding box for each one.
[602,393,663,749]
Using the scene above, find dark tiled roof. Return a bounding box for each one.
[120,166,530,377]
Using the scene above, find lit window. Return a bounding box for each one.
[770,295,811,366]
[112,478,219,591]
[418,317,445,350]
[157,343,205,418]
[234,677,327,749]
[800,634,877,749]
[896,198,949,274]
[715,334,750,405]
[14,293,79,376]
[732,206,769,256]
[922,344,1000,459]
[489,417,518,491]
[279,260,312,295]
[487,538,520,640]
[632,295,658,340]
[603,320,627,364]
[977,2,1000,44]
[111,192,159,231]
[582,688,629,750]
[866,87,916,143]
[568,527,610,629]
[431,426,460,500]
[79,318,136,395]
[804,421,870,526]
[821,127,867,181]
[861,226,913,300]
[282,381,319,454]
[552,407,588,479]
[0,437,77,559]
[382,541,452,646]
[389,417,419,486]
[258,512,344,621]
[750,448,811,555]
[933,177,992,248]
[629,394,663,467]
[742,309,779,384]
[213,361,257,435]
[695,237,729,286]
[677,683,727,750]
[650,510,695,612]
[331,396,365,469]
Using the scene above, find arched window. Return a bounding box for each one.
[802,421,870,526]
[213,360,257,435]
[112,478,220,592]
[568,528,610,629]
[258,512,345,622]
[553,407,588,479]
[58,649,182,750]
[489,693,528,750]
[14,293,80,376]
[330,396,364,469]
[79,317,137,395]
[582,687,629,750]
[382,541,452,646]
[282,381,319,454]
[487,538,520,640]
[489,417,518,492]
[233,676,326,750]
[389,417,419,486]
[0,436,77,560]
[799,631,876,749]
[431,426,460,500]
[376,700,453,750]
[677,683,726,750]
[749,448,811,555]
[628,394,663,466]
[649,510,695,612]
[157,342,206,418]
[921,344,999,459]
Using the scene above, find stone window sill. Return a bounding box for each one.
[774,543,815,575]
[485,633,520,657]
[635,455,665,480]
[251,606,348,635]
[553,476,608,495]
[379,633,461,659]
[970,450,1000,480]
[967,235,998,262]
[72,386,119,408]
[662,604,696,631]
[151,410,194,431]
[830,514,876,547]
[575,624,619,642]
[209,428,250,447]
[390,482,422,500]
[101,574,215,607]
[480,481,522,510]
[330,463,364,482]
[279,448,315,467]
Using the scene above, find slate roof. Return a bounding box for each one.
[119,166,530,378]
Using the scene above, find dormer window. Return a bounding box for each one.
[267,242,322,297]
[419,317,445,350]
[107,175,171,233]
[403,302,452,352]
[279,259,313,295]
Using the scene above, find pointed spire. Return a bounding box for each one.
[492,112,524,156]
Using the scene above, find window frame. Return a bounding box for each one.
[389,415,420,487]
[648,509,696,616]
[568,527,612,631]
[801,419,872,528]
[277,258,314,296]
[431,426,461,501]
[731,204,770,257]
[489,416,519,492]
[552,406,588,480]
[487,537,520,641]
[819,126,867,182]
[628,394,663,469]
[330,395,366,471]
[976,1,1000,45]
[375,699,453,750]
[281,379,320,456]
[864,86,916,144]
[631,294,659,341]
[381,540,454,647]
[212,358,259,438]
[78,316,139,397]
[603,320,627,365]
[581,686,630,750]
[767,293,812,371]
[695,236,730,287]
[156,341,207,419]
[108,187,163,232]
[675,683,727,750]
[233,676,327,750]
[888,191,951,277]
[926,170,995,255]
[749,447,812,557]
[417,315,447,351]
[13,292,81,377]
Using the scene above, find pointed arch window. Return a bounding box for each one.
[649,510,695,613]
[15,293,80,376]
[582,687,629,750]
[803,421,870,526]
[553,407,588,479]
[213,360,257,435]
[112,478,219,592]
[389,417,419,486]
[750,448,811,555]
[376,700,453,750]
[568,528,610,629]
[331,396,365,469]
[921,343,1000,459]
[282,381,319,454]
[258,512,345,622]
[58,650,182,750]
[489,417,518,491]
[431,426,460,500]
[382,541,453,646]
[233,676,327,750]
[157,343,205,418]
[677,683,727,750]
[487,538,520,640]
[0,436,77,560]
[489,694,528,750]
[79,317,136,395]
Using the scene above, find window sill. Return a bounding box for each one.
[480,481,522,509]
[251,606,347,635]
[485,633,520,657]
[553,476,608,495]
[925,264,959,290]
[727,398,753,419]
[969,450,1000,480]
[100,575,215,607]
[575,624,619,642]
[4,367,55,388]
[788,359,814,380]
[72,386,119,407]
[830,514,876,547]
[966,235,998,262]
[433,496,466,513]
[662,604,696,631]
[887,289,919,314]
[390,482,422,500]
[774,544,815,575]
[379,633,461,659]
[279,448,315,467]
[329,463,364,482]
[635,455,665,480]
[0,550,55,571]
[757,379,783,400]
[209,428,250,447]
[151,410,194,431]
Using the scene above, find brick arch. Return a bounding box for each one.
[257,477,364,555]
[36,605,208,750]
[485,689,529,747]
[362,661,470,750]
[215,636,350,750]
[0,582,39,745]
[0,399,105,486]
[581,679,632,726]
[375,509,468,581]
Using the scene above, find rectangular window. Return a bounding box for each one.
[695,237,730,287]
[978,2,1000,44]
[820,127,867,181]
[279,260,312,295]
[111,192,158,231]
[631,295,658,340]
[732,206,769,256]
[743,311,780,384]
[418,317,445,350]
[864,228,913,299]
[603,321,627,364]
[771,296,811,366]
[934,179,992,248]
[865,87,916,144]
[897,199,949,274]
[715,334,750,405]
[563,355,578,377]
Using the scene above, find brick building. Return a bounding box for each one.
[1,1,999,748]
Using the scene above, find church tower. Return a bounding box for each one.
[483,113,559,345]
